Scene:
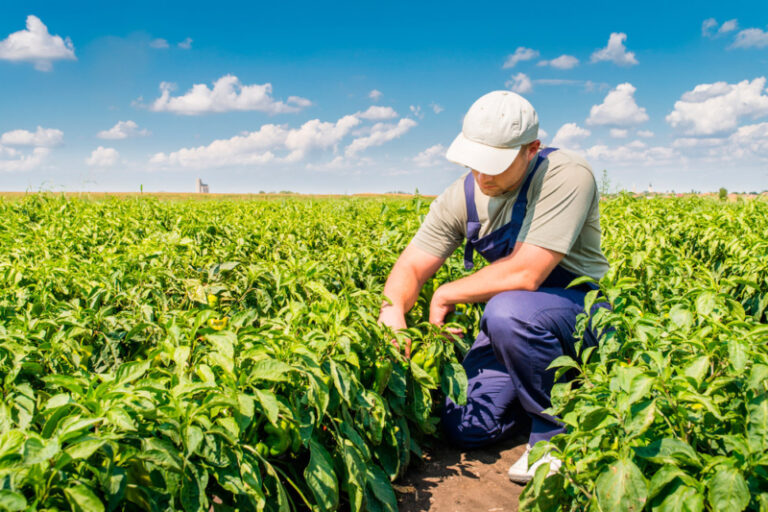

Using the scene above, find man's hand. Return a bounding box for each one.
[378,303,407,331]
[378,303,411,357]
[377,244,446,357]
[429,286,455,326]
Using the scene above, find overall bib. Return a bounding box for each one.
[442,148,602,448]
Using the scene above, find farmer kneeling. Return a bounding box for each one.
[378,91,609,484]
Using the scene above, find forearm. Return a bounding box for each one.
[379,244,446,330]
[433,243,564,309]
[381,258,425,314]
[436,263,537,305]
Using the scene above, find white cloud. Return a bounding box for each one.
[538,128,548,141]
[729,122,768,158]
[97,120,150,140]
[369,89,383,101]
[587,83,648,126]
[702,18,718,37]
[586,143,677,165]
[506,72,533,94]
[150,38,169,49]
[287,96,312,108]
[719,20,739,34]
[178,38,193,50]
[666,78,768,135]
[409,105,423,119]
[431,103,444,114]
[703,18,739,38]
[0,147,50,172]
[637,130,654,138]
[345,118,417,157]
[503,47,539,69]
[671,137,725,149]
[680,82,732,102]
[537,55,579,69]
[413,144,446,167]
[590,33,638,66]
[0,15,76,71]
[669,123,768,161]
[610,128,628,138]
[731,27,768,49]
[151,107,417,170]
[151,113,365,169]
[357,106,398,120]
[551,123,591,149]
[86,147,119,167]
[531,79,610,93]
[1,126,63,147]
[148,75,311,115]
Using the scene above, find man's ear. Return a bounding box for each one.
[528,139,541,160]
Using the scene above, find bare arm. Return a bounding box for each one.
[429,241,564,324]
[378,243,446,330]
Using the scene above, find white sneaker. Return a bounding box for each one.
[507,443,562,484]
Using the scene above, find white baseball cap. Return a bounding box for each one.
[446,91,539,176]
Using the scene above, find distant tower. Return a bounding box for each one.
[195,178,209,194]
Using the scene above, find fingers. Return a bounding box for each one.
[390,337,412,358]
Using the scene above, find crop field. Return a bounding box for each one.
[0,194,767,511]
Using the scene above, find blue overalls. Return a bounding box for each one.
[442,148,603,448]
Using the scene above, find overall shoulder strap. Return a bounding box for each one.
[463,172,479,224]
[463,173,481,270]
[510,147,558,223]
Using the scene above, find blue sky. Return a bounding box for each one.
[1,1,768,194]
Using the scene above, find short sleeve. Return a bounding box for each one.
[517,162,597,254]
[410,183,466,259]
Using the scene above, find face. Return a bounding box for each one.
[471,140,541,196]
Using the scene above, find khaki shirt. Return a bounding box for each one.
[411,149,610,280]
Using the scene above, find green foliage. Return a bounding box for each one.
[3,193,767,510]
[719,187,728,200]
[523,194,768,511]
[0,194,476,511]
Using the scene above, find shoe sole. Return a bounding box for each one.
[508,474,533,484]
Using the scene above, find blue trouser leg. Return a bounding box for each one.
[442,331,530,449]
[443,287,601,448]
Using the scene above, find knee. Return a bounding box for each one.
[482,291,531,332]
[481,292,536,354]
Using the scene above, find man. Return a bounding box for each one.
[377,90,609,483]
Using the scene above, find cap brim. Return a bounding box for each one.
[445,133,521,176]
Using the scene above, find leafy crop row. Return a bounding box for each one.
[0,195,476,511]
[523,196,768,512]
[1,194,766,511]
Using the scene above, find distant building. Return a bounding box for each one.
[195,178,209,194]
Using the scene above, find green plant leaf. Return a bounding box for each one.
[595,458,648,512]
[0,490,27,511]
[440,362,467,406]
[64,484,105,512]
[747,394,768,453]
[64,437,106,461]
[635,438,701,468]
[249,359,293,383]
[625,400,656,439]
[252,388,279,425]
[304,438,339,511]
[365,465,398,512]
[707,467,749,512]
[652,482,704,512]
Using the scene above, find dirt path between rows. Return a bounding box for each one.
[395,437,527,512]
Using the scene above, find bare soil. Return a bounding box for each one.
[395,437,527,512]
